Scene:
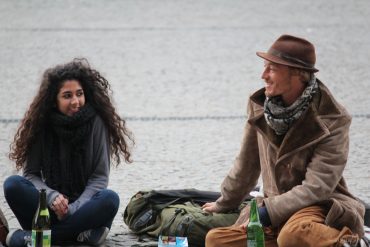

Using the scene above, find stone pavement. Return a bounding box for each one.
[0,0,369,246]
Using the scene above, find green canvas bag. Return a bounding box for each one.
[123,189,250,247]
[155,202,245,246]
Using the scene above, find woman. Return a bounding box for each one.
[4,58,133,246]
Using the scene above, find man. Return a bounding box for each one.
[202,34,365,247]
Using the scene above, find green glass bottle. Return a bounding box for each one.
[32,189,51,247]
[246,198,265,247]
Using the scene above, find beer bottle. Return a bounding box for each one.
[32,189,51,247]
[246,198,265,247]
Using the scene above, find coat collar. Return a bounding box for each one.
[248,79,344,160]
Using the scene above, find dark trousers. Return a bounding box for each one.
[3,175,120,244]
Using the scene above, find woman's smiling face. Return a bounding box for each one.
[56,79,85,116]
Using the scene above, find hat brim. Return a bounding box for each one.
[256,52,319,72]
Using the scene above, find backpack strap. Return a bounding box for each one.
[159,208,186,237]
[152,197,182,211]
[131,197,182,232]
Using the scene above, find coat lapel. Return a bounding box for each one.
[248,112,281,150]
[277,104,329,161]
[248,80,344,162]
[248,88,282,150]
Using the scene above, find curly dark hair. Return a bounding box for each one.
[9,58,134,170]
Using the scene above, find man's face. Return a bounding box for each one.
[261,61,295,99]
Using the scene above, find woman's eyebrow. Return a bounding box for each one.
[60,90,72,95]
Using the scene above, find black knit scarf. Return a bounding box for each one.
[41,104,96,202]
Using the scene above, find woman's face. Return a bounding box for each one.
[56,79,85,116]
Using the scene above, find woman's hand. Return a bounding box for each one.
[51,194,69,221]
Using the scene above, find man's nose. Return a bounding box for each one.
[261,69,268,79]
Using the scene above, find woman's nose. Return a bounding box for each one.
[71,95,79,105]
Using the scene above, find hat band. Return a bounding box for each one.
[269,48,314,68]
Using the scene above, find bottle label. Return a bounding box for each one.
[247,240,257,247]
[32,230,51,247]
[40,209,49,216]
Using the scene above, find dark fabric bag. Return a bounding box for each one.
[123,189,252,247]
[361,200,370,227]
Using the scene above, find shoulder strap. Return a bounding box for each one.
[152,197,182,211]
[159,208,186,237]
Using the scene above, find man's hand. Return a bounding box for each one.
[240,218,250,230]
[233,205,250,229]
[202,202,218,213]
[50,194,69,221]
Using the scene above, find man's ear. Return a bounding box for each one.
[291,68,311,83]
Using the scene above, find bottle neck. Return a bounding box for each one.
[249,198,260,223]
[39,189,47,210]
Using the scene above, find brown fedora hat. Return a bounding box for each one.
[256,34,319,72]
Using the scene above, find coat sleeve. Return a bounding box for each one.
[215,99,261,212]
[67,116,110,216]
[264,115,352,227]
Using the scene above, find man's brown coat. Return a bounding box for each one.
[215,80,365,236]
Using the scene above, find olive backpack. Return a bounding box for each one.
[123,189,252,247]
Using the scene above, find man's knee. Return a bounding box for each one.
[277,221,312,247]
[205,228,222,247]
[205,226,245,247]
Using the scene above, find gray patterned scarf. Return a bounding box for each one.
[264,75,318,135]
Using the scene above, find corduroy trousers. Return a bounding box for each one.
[205,205,359,247]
